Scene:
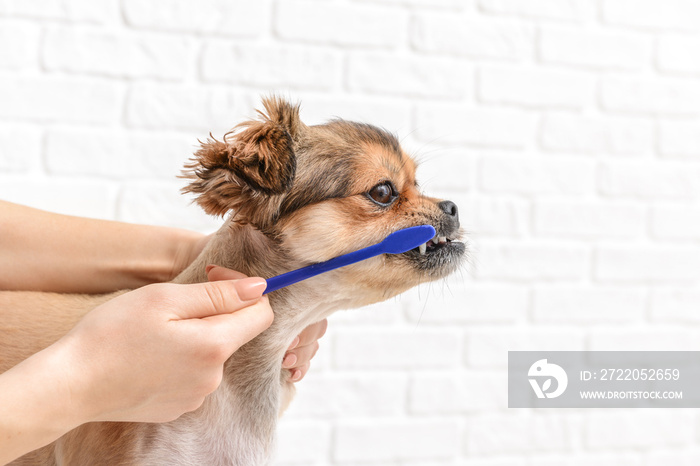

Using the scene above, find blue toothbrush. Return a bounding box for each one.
[263,225,436,294]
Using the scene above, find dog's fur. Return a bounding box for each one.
[0,97,465,465]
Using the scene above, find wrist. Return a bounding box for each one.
[167,229,209,282]
[29,339,95,431]
[0,341,91,463]
[117,228,207,287]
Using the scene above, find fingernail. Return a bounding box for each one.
[282,353,297,369]
[237,277,267,301]
[287,336,300,350]
[205,264,217,274]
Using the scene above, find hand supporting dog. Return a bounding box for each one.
[0,270,274,465]
[207,265,327,383]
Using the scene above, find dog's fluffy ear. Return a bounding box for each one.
[182,97,301,227]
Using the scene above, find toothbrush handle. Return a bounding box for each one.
[264,244,383,294]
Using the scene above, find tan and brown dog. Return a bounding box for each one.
[1,97,465,465]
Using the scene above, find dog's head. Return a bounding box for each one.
[184,97,465,301]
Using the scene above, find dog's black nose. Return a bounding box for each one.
[438,200,459,220]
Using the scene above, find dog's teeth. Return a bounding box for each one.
[438,236,447,244]
[418,243,427,255]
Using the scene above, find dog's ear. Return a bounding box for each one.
[182,97,301,228]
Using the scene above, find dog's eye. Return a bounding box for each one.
[368,182,397,206]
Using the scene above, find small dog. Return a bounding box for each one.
[1,97,465,465]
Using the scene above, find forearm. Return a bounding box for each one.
[0,201,204,293]
[0,344,86,465]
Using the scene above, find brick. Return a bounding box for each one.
[647,449,700,466]
[126,84,251,132]
[415,104,537,148]
[480,155,595,195]
[600,77,700,116]
[651,205,700,240]
[412,14,534,60]
[410,151,474,195]
[0,77,120,124]
[598,161,700,200]
[533,200,645,238]
[585,411,694,448]
[659,120,700,158]
[595,245,700,282]
[404,283,529,324]
[0,20,40,69]
[0,125,41,172]
[464,413,579,455]
[118,181,221,232]
[462,197,530,236]
[479,66,594,109]
[122,0,264,36]
[333,329,461,369]
[284,373,406,418]
[533,285,646,323]
[591,326,700,352]
[298,94,410,130]
[454,460,526,466]
[334,419,459,462]
[201,42,339,90]
[540,113,653,156]
[465,328,586,368]
[532,453,643,466]
[478,0,593,21]
[540,26,649,70]
[650,288,700,323]
[354,0,466,7]
[603,0,700,31]
[43,26,193,80]
[45,128,193,180]
[275,1,406,47]
[347,52,472,98]
[658,34,700,75]
[0,0,112,22]
[275,420,330,464]
[409,371,507,413]
[473,241,589,281]
[0,175,118,220]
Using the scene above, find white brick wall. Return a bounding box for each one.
[1,0,699,464]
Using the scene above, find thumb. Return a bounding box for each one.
[197,297,274,353]
[169,277,267,320]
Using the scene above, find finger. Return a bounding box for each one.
[292,319,328,349]
[289,363,310,383]
[282,352,297,369]
[199,297,274,353]
[206,265,248,282]
[169,277,267,320]
[284,341,320,369]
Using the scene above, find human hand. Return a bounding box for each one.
[54,270,273,425]
[283,319,327,382]
[206,265,328,383]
